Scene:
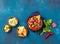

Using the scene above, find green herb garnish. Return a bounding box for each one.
[40,19,52,35]
[5,27,9,30]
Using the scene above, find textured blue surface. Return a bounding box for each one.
[0,0,60,44]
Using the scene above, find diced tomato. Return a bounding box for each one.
[27,15,43,31]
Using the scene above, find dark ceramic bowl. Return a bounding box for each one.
[27,11,43,31]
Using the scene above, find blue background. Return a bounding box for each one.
[0,0,60,44]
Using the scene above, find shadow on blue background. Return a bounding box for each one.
[0,0,60,44]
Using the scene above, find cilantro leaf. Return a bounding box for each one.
[40,19,52,35]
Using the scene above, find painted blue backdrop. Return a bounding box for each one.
[0,0,60,44]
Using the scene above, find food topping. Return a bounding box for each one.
[3,24,11,32]
[8,17,18,27]
[17,26,27,37]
